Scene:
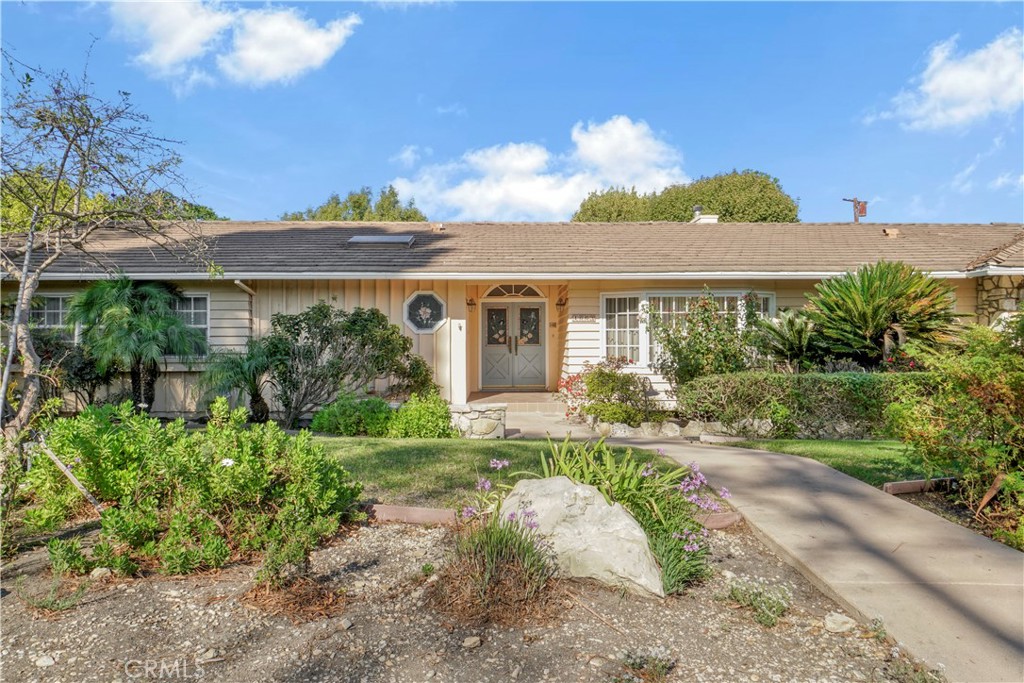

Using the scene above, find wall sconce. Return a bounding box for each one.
[466,298,477,312]
[556,297,568,313]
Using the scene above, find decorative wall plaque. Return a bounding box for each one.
[404,291,447,334]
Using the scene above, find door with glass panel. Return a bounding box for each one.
[481,303,546,388]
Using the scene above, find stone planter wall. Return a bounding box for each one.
[976,275,1023,326]
[450,403,507,439]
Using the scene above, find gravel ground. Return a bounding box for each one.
[1,521,924,683]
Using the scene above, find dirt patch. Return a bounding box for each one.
[2,521,923,682]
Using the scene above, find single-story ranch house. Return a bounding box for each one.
[19,217,1024,416]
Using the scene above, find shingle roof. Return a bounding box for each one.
[21,221,1024,280]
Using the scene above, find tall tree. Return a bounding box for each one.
[1,56,215,463]
[66,277,207,412]
[572,170,799,223]
[281,185,427,221]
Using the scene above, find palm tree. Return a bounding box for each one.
[199,338,275,423]
[806,260,959,365]
[754,309,816,372]
[67,277,207,412]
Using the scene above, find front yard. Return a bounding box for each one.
[730,439,933,488]
[314,437,657,508]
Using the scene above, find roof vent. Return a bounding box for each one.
[347,235,416,248]
[882,228,900,239]
[431,222,445,233]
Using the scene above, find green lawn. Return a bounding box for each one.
[731,439,935,488]
[315,437,659,508]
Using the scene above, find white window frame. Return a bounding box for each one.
[599,290,776,368]
[173,290,210,342]
[29,294,81,342]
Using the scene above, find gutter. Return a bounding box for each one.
[32,269,977,282]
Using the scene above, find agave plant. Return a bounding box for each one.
[754,309,817,372]
[199,338,276,423]
[806,260,959,365]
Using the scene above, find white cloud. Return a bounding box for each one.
[110,1,234,79]
[392,115,687,221]
[866,28,1024,130]
[947,136,1006,194]
[390,144,431,168]
[989,172,1024,191]
[109,2,360,91]
[218,9,360,86]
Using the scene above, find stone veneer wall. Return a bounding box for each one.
[976,275,1024,326]
[450,404,507,439]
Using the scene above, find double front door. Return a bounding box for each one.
[482,303,545,388]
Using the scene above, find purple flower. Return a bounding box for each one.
[641,462,656,478]
[461,506,477,518]
[507,511,517,522]
[684,543,700,552]
[521,509,537,520]
[476,478,492,492]
[524,519,540,530]
[656,448,666,456]
[719,487,731,499]
[490,458,511,470]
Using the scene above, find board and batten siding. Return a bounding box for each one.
[249,279,468,404]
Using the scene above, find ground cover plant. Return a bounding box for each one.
[731,439,931,488]
[22,398,362,585]
[723,576,793,627]
[311,393,394,437]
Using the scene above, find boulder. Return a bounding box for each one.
[501,477,665,598]
[680,420,704,438]
[660,420,682,437]
[824,611,858,633]
[610,423,639,437]
[595,422,613,438]
[639,422,662,437]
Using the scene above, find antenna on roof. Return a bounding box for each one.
[842,197,868,223]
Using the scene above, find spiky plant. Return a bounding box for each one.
[806,261,959,365]
[754,309,817,372]
[200,338,276,423]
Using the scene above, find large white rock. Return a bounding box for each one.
[500,477,665,598]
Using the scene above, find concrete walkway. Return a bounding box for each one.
[507,413,1024,683]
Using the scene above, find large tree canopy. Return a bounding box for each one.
[281,185,426,222]
[1,54,215,472]
[572,170,800,223]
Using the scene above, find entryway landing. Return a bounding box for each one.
[466,391,563,415]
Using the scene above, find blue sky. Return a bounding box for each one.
[3,1,1022,223]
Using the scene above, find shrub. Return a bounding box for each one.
[387,392,456,438]
[806,261,959,366]
[266,302,434,427]
[200,338,275,423]
[649,288,756,388]
[751,309,818,373]
[27,398,363,585]
[560,357,660,427]
[540,438,718,593]
[725,576,793,627]
[675,371,934,439]
[431,511,556,625]
[311,394,394,437]
[887,324,1024,547]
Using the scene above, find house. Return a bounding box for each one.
[20,218,1024,416]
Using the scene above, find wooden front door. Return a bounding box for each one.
[481,303,545,389]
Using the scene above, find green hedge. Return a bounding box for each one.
[675,371,934,439]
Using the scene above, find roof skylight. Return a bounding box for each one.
[347,235,416,248]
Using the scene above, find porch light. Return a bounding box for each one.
[466,298,477,312]
[556,297,568,313]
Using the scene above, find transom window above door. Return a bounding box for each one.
[484,284,542,298]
